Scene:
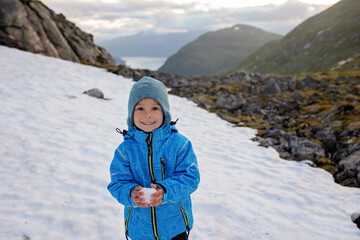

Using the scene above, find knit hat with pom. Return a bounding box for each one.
[127,77,171,128]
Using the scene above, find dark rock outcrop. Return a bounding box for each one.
[0,0,117,68]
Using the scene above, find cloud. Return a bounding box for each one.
[42,0,334,42]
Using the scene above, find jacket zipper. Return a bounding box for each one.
[146,133,160,240]
[160,158,166,180]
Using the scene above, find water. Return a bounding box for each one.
[122,56,167,71]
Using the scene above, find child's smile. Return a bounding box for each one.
[133,98,164,133]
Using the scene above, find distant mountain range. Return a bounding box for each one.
[230,0,360,74]
[158,24,282,76]
[99,30,205,59]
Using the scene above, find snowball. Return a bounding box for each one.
[140,188,157,204]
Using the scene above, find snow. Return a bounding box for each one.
[140,188,157,204]
[1,45,360,240]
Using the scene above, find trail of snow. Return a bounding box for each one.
[1,46,359,239]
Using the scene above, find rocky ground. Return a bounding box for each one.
[108,65,360,188]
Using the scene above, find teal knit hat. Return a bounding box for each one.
[127,77,171,128]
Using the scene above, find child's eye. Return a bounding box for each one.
[152,106,161,111]
[135,107,144,111]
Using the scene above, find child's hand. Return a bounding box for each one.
[149,183,163,207]
[132,186,148,208]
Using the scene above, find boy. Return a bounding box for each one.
[107,77,200,240]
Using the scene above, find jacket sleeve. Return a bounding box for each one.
[107,145,138,207]
[157,139,200,203]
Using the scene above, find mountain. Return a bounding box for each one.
[230,0,360,74]
[158,24,282,76]
[99,30,205,58]
[0,0,117,68]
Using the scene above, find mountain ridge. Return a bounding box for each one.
[230,0,360,74]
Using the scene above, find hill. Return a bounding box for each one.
[99,30,205,58]
[158,24,282,76]
[230,0,360,74]
[0,0,117,68]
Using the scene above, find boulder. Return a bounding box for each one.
[216,88,246,111]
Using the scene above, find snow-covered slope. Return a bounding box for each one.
[0,46,359,240]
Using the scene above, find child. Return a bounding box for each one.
[107,77,200,240]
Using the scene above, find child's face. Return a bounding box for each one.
[133,98,164,133]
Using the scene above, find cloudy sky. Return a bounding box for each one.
[42,0,341,43]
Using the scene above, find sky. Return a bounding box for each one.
[41,0,341,43]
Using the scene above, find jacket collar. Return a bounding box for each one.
[124,124,177,143]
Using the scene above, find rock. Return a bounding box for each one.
[313,130,337,153]
[338,151,360,179]
[215,88,245,111]
[299,75,319,90]
[289,137,325,161]
[324,105,357,120]
[0,30,25,50]
[339,178,359,187]
[333,132,360,163]
[351,213,360,229]
[291,90,303,102]
[83,88,104,99]
[278,151,294,159]
[265,128,285,139]
[241,102,262,115]
[258,137,278,148]
[225,71,250,84]
[276,76,297,92]
[335,105,357,115]
[262,78,281,94]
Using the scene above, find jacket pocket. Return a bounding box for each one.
[160,158,166,180]
[179,202,190,231]
[124,207,132,236]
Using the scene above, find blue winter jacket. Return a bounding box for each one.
[107,123,200,240]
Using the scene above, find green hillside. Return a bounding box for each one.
[158,24,282,76]
[230,0,360,74]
